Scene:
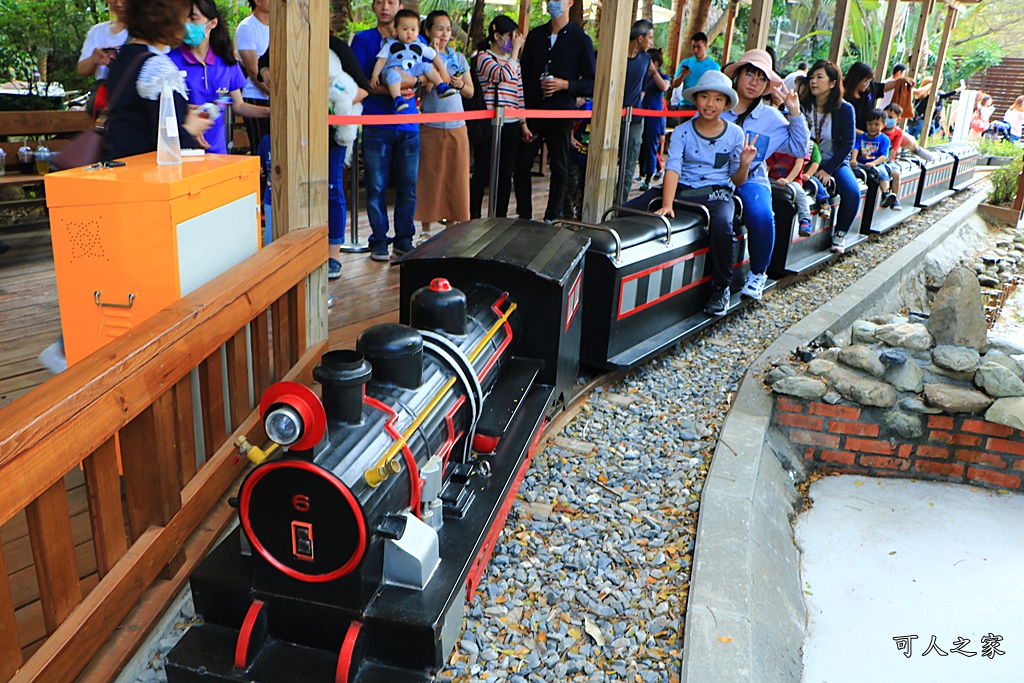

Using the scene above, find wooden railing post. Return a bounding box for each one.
[26,481,82,633]
[82,438,128,578]
[0,540,24,680]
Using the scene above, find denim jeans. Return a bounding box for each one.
[829,163,861,236]
[362,127,419,248]
[619,120,645,205]
[734,182,775,275]
[328,144,347,245]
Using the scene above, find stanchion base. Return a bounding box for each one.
[338,239,370,253]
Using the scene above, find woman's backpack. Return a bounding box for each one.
[464,52,493,147]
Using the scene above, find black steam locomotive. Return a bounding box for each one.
[166,144,979,681]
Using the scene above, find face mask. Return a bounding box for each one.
[547,1,564,19]
[183,22,208,47]
[885,118,897,129]
[501,38,513,53]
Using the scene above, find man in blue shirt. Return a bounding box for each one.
[670,32,720,111]
[352,0,420,261]
[620,20,668,205]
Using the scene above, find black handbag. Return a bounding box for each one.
[465,53,498,147]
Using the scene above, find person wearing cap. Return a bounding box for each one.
[627,70,758,318]
[720,49,809,302]
[799,59,858,254]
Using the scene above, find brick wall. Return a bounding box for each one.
[774,397,1024,491]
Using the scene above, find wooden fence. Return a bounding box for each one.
[968,58,1024,113]
[0,226,328,682]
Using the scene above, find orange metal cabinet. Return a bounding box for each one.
[45,153,261,365]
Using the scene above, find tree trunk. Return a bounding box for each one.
[631,0,641,23]
[469,0,487,49]
[668,0,690,72]
[681,0,713,60]
[705,4,730,43]
[643,0,654,22]
[330,0,352,38]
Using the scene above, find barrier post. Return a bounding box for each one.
[340,132,369,253]
[615,107,634,206]
[488,106,505,219]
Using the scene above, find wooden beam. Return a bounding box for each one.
[908,0,935,81]
[26,480,81,634]
[721,0,739,64]
[582,0,633,223]
[0,111,93,136]
[828,0,853,64]
[518,0,531,34]
[919,5,956,146]
[875,0,900,79]
[746,0,772,51]
[269,0,329,354]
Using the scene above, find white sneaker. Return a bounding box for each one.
[38,341,67,374]
[740,272,768,300]
[831,231,847,254]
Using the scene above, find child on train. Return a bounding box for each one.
[882,103,904,206]
[634,70,758,317]
[766,150,814,236]
[803,141,832,221]
[851,109,898,209]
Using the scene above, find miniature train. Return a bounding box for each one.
[165,142,978,682]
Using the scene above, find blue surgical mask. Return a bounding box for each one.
[547,1,564,19]
[885,118,897,129]
[501,38,513,53]
[183,22,208,47]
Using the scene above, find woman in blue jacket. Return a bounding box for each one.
[800,60,857,254]
[721,50,809,302]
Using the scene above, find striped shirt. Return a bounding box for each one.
[474,50,525,123]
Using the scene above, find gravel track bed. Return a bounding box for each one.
[124,186,982,683]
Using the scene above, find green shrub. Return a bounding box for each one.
[987,156,1023,208]
[977,138,1024,160]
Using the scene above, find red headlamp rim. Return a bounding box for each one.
[259,381,327,451]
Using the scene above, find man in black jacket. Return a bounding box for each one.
[516,0,595,222]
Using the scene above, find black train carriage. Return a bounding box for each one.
[911,148,957,207]
[767,182,836,279]
[856,156,922,235]
[165,224,590,682]
[934,142,981,192]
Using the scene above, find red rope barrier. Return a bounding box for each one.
[327,107,692,126]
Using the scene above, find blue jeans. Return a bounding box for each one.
[830,163,860,236]
[362,127,419,248]
[807,176,829,203]
[734,182,775,276]
[328,144,347,245]
[263,203,272,246]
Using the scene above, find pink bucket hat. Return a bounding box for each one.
[722,49,783,89]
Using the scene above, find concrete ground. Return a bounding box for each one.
[796,475,1024,683]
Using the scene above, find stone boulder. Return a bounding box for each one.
[985,398,1024,430]
[851,320,879,345]
[874,323,934,351]
[772,377,828,400]
[838,345,886,378]
[806,358,836,377]
[932,345,981,373]
[899,397,943,414]
[927,267,987,349]
[923,383,993,414]
[982,350,1024,379]
[829,366,897,408]
[884,411,924,439]
[974,362,1024,398]
[885,359,924,393]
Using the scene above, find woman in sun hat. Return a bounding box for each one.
[720,49,809,302]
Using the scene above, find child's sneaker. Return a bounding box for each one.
[38,341,67,374]
[704,286,730,317]
[819,202,832,221]
[394,97,409,112]
[436,83,458,98]
[831,231,847,254]
[741,271,768,300]
[798,218,812,236]
[890,197,903,210]
[879,191,895,208]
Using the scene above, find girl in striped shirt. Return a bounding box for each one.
[469,15,534,219]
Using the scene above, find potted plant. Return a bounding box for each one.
[978,138,1024,166]
[978,155,1024,225]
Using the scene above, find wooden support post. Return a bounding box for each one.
[875,0,900,79]
[745,0,772,51]
[27,479,83,633]
[269,0,329,354]
[828,0,853,64]
[519,0,531,34]
[908,0,935,80]
[582,0,633,223]
[0,539,21,680]
[919,5,956,147]
[721,0,738,64]
[83,438,128,577]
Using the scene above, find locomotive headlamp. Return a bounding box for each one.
[258,381,327,451]
[265,405,303,446]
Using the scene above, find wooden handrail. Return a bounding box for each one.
[0,111,94,136]
[0,226,328,682]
